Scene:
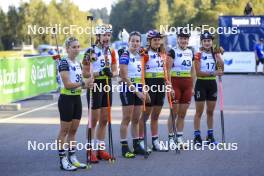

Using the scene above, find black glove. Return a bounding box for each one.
[99,67,113,77]
[118,48,125,58]
[103,67,113,77]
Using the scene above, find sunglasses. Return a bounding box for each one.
[65,37,78,48]
[130,31,141,36]
[71,45,80,49]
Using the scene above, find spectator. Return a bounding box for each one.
[244,2,254,16]
[254,38,264,74]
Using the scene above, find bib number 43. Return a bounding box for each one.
[181,60,191,67]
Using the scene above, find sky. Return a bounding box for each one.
[0,0,116,14]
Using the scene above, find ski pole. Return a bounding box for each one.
[161,53,179,153]
[140,49,149,159]
[52,27,61,90]
[104,47,115,163]
[52,27,61,60]
[218,75,225,143]
[86,15,94,169]
[212,46,225,143]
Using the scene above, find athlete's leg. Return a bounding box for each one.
[176,104,190,133]
[206,101,216,129]
[58,121,72,150]
[150,106,163,137]
[205,100,217,143]
[67,119,81,147]
[120,105,133,139]
[139,106,151,138]
[194,101,205,131]
[167,103,178,134]
[96,107,108,141]
[131,105,142,139]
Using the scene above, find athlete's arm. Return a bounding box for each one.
[191,61,196,87]
[191,50,196,86]
[111,49,118,77]
[166,49,175,84]
[119,52,134,88]
[166,55,173,83]
[59,60,82,89]
[82,61,91,78]
[194,52,222,77]
[215,53,224,72]
[60,71,82,89]
[111,64,118,77]
[194,60,213,77]
[119,64,134,89]
[194,60,222,77]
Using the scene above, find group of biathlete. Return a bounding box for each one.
[55,24,224,171]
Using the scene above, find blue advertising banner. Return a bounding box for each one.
[219,16,264,52]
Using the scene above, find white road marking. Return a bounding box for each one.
[0,102,58,123]
[0,117,193,125]
[1,92,263,124]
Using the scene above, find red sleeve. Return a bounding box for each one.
[111,49,117,64]
[143,54,149,63]
[194,52,201,62]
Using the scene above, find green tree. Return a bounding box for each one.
[170,0,197,26]
[0,8,6,50]
[154,0,171,29]
[110,0,159,39]
[21,0,48,47]
[89,8,109,23]
[1,6,20,50]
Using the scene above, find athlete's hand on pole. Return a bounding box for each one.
[84,49,96,62]
[99,67,113,77]
[145,92,151,103]
[214,69,223,76]
[192,89,195,96]
[170,89,175,100]
[83,77,94,89]
[135,91,145,101]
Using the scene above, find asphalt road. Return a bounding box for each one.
[0,75,263,176]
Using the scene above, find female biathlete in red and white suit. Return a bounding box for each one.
[167,29,196,149]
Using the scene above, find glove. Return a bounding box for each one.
[103,67,113,77]
[138,47,148,56]
[83,48,96,62]
[99,67,113,77]
[118,48,125,58]
[213,45,224,55]
[52,54,61,60]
